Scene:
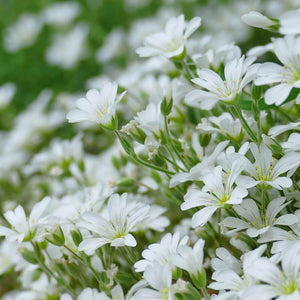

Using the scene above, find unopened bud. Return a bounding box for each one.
[46,225,65,247]
[161,97,173,116]
[71,229,83,247]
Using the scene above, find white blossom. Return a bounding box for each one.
[255,35,300,106]
[67,82,126,129]
[136,14,201,58]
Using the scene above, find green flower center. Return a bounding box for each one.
[277,272,300,295]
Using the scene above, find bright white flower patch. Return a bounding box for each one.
[67,81,126,129]
[258,210,300,257]
[255,35,300,106]
[186,55,258,109]
[282,132,300,152]
[61,287,113,300]
[237,143,300,190]
[197,112,244,141]
[4,5,300,300]
[77,193,150,255]
[279,9,300,35]
[0,197,52,243]
[136,14,201,58]
[245,253,300,300]
[134,103,164,137]
[209,245,267,299]
[182,161,247,227]
[223,197,298,237]
[133,263,175,300]
[134,232,188,272]
[169,140,229,187]
[241,11,277,30]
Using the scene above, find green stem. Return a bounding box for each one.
[31,242,76,297]
[164,144,180,171]
[134,156,175,175]
[217,209,221,235]
[232,105,258,142]
[261,189,267,218]
[201,287,210,300]
[181,60,195,80]
[164,116,189,170]
[161,147,185,172]
[114,130,175,175]
[253,101,262,143]
[64,245,82,261]
[63,245,102,284]
[277,108,294,122]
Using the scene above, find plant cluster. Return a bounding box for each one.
[1,1,300,299]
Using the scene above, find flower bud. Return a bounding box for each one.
[46,225,65,247]
[191,269,207,289]
[20,247,38,265]
[161,97,173,116]
[71,229,83,247]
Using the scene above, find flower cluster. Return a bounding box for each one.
[2,1,300,299]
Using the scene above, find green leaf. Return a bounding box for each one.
[238,88,300,111]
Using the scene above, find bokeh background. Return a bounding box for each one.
[2,0,298,124]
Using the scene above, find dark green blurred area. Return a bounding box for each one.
[0,0,275,132]
[0,0,164,130]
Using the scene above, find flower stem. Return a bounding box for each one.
[164,116,189,170]
[201,287,210,300]
[114,130,175,175]
[253,101,263,143]
[31,242,76,297]
[232,105,258,142]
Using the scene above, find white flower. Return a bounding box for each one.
[66,82,126,129]
[0,240,20,275]
[134,232,188,272]
[279,9,300,35]
[211,247,241,274]
[281,133,300,152]
[61,288,111,300]
[209,245,267,299]
[223,197,298,237]
[4,13,42,53]
[236,143,300,190]
[171,239,205,276]
[96,28,125,63]
[186,55,258,109]
[24,134,84,175]
[241,11,277,30]
[0,197,52,243]
[258,210,300,256]
[133,263,175,300]
[41,2,81,26]
[144,134,161,160]
[171,239,206,288]
[247,43,274,57]
[134,103,164,136]
[169,140,229,187]
[181,161,247,227]
[268,122,300,138]
[255,35,300,106]
[46,23,89,69]
[197,112,244,141]
[77,193,150,255]
[134,204,170,232]
[0,83,16,109]
[244,253,300,300]
[77,288,111,300]
[192,42,242,70]
[136,14,201,58]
